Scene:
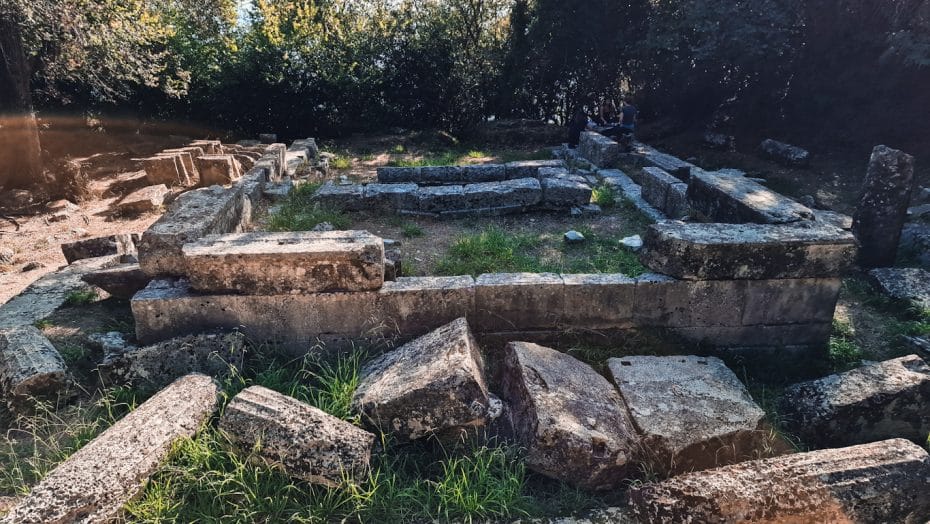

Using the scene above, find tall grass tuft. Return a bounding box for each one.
[267,182,351,232]
[435,227,541,276]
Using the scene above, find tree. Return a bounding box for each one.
[0,5,42,190]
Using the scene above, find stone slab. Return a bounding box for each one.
[664,183,689,219]
[741,278,841,325]
[313,183,365,211]
[195,154,239,186]
[141,155,185,186]
[417,185,465,213]
[0,326,69,412]
[760,138,811,167]
[608,355,766,475]
[578,132,620,168]
[377,167,421,184]
[640,167,679,210]
[221,386,374,487]
[561,274,635,330]
[378,276,476,338]
[780,355,930,447]
[1,374,220,524]
[117,184,169,214]
[688,171,815,224]
[540,176,592,209]
[852,145,916,268]
[81,263,151,299]
[363,183,419,211]
[61,233,138,264]
[629,439,930,524]
[474,273,564,332]
[869,267,930,309]
[189,139,221,154]
[640,222,857,280]
[182,231,385,294]
[504,159,565,179]
[463,178,541,209]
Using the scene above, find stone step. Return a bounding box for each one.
[688,170,815,224]
[579,131,621,168]
[0,374,220,524]
[182,231,385,294]
[629,439,930,523]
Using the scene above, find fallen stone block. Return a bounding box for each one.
[352,318,490,440]
[629,438,930,524]
[561,274,635,330]
[640,222,857,280]
[417,185,466,213]
[81,263,151,299]
[608,355,766,475]
[138,185,246,277]
[142,155,185,186]
[0,326,69,412]
[852,145,916,268]
[474,273,564,332]
[363,183,419,211]
[195,154,239,186]
[504,159,565,179]
[540,176,592,209]
[60,233,139,264]
[760,138,811,167]
[688,171,815,224]
[463,178,541,209]
[182,231,385,294]
[313,183,365,211]
[158,151,196,183]
[499,342,638,490]
[868,267,930,309]
[221,386,374,487]
[1,373,220,524]
[117,184,169,214]
[779,355,930,447]
[98,332,246,392]
[579,132,620,168]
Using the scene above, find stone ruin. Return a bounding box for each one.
[0,131,929,522]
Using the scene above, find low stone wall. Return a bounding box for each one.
[377,160,565,185]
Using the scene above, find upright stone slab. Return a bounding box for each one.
[195,154,239,186]
[221,386,375,487]
[779,355,930,447]
[352,318,490,440]
[688,171,815,224]
[499,342,638,490]
[579,132,620,168]
[138,185,246,277]
[182,231,385,294]
[640,222,857,280]
[141,155,184,186]
[760,138,811,167]
[868,267,930,309]
[607,355,766,475]
[0,326,69,411]
[474,273,564,332]
[852,146,917,267]
[629,439,930,524]
[1,374,220,524]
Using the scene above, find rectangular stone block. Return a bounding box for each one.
[578,132,620,168]
[504,159,565,179]
[462,178,541,209]
[363,183,419,211]
[190,139,221,154]
[640,222,857,280]
[313,183,365,211]
[118,184,169,214]
[158,151,196,182]
[1,374,220,524]
[688,171,815,224]
[562,274,635,330]
[378,276,475,338]
[263,143,287,182]
[742,278,841,325]
[633,274,746,328]
[669,323,833,347]
[81,263,150,299]
[61,233,138,264]
[665,182,689,219]
[377,167,421,184]
[474,273,564,332]
[458,165,507,183]
[182,231,385,294]
[195,154,239,186]
[640,167,678,210]
[540,176,592,209]
[0,326,69,412]
[417,185,466,213]
[760,138,810,166]
[629,439,930,524]
[142,155,185,186]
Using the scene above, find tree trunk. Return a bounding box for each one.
[0,11,43,190]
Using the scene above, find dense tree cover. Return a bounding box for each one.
[2,0,930,189]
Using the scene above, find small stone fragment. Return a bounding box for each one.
[21,261,43,272]
[760,138,811,166]
[60,233,139,264]
[564,230,585,243]
[0,326,70,412]
[0,247,13,265]
[620,235,643,250]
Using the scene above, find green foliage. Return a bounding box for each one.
[554,228,647,276]
[435,227,541,276]
[32,319,53,329]
[64,289,98,306]
[387,151,462,167]
[267,183,351,232]
[57,342,89,364]
[331,155,352,170]
[829,319,863,371]
[591,184,616,208]
[401,222,424,239]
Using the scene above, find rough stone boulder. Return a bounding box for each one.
[181,231,385,294]
[852,145,916,268]
[640,221,857,280]
[117,184,169,214]
[760,138,811,166]
[579,131,620,168]
[81,263,151,299]
[688,171,815,224]
[0,326,70,412]
[868,267,930,309]
[779,355,930,448]
[351,318,490,440]
[195,154,240,186]
[61,233,139,264]
[2,375,219,524]
[220,386,375,487]
[607,355,767,476]
[98,331,247,392]
[629,439,930,524]
[499,341,638,491]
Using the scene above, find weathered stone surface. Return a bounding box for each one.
[474,273,564,332]
[463,178,541,209]
[182,231,385,294]
[190,139,221,154]
[852,145,917,267]
[760,138,811,166]
[869,267,930,309]
[60,233,138,264]
[142,155,185,186]
[779,355,930,447]
[195,154,239,186]
[98,332,246,391]
[117,184,169,214]
[703,132,735,151]
[313,183,365,211]
[562,274,634,330]
[353,318,489,440]
[499,342,638,490]
[741,278,841,325]
[505,159,565,179]
[688,171,815,224]
[158,151,196,183]
[363,183,419,210]
[599,169,665,221]
[138,185,246,277]
[417,185,465,213]
[0,326,69,411]
[608,355,766,475]
[664,182,689,219]
[579,132,620,168]
[629,438,930,524]
[640,222,857,280]
[637,144,697,179]
[813,209,853,230]
[81,263,150,299]
[220,386,374,487]
[540,176,592,209]
[1,374,220,524]
[640,167,679,211]
[377,167,421,184]
[378,276,476,337]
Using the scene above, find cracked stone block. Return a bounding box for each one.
[688,171,815,224]
[779,355,930,447]
[363,183,419,211]
[607,355,766,476]
[499,341,638,491]
[462,178,541,209]
[869,267,930,309]
[629,439,930,524]
[352,318,490,440]
[118,184,169,214]
[0,326,70,412]
[195,154,239,186]
[1,374,220,524]
[579,132,620,168]
[142,155,185,186]
[61,233,139,264]
[417,185,466,213]
[182,231,385,294]
[221,386,375,487]
[474,273,564,332]
[760,138,811,167]
[640,222,857,280]
[540,176,592,209]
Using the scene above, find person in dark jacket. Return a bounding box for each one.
[602,98,638,139]
[567,108,591,148]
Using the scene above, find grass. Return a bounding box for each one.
[57,342,90,365]
[331,155,352,170]
[386,147,553,167]
[267,183,352,232]
[387,151,461,168]
[401,222,424,239]
[591,184,616,209]
[829,319,863,371]
[64,289,99,306]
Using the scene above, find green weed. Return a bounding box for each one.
[435,227,541,276]
[591,184,616,208]
[387,151,460,167]
[64,289,98,306]
[496,149,553,163]
[401,222,424,239]
[332,155,352,170]
[57,343,90,365]
[552,227,647,276]
[33,319,53,330]
[392,144,406,154]
[466,150,485,159]
[267,183,351,232]
[829,319,863,371]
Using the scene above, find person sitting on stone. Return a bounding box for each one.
[598,98,618,125]
[602,98,638,139]
[567,108,592,149]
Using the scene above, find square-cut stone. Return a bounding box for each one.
[562,274,635,329]
[182,231,385,294]
[117,184,169,214]
[579,132,620,168]
[462,178,541,209]
[633,274,746,328]
[363,183,419,211]
[665,183,690,219]
[688,171,815,224]
[505,159,565,179]
[640,167,679,210]
[378,276,475,338]
[742,278,841,325]
[474,273,564,332]
[142,156,184,186]
[377,167,421,184]
[195,155,239,186]
[314,183,365,211]
[540,177,592,209]
[417,185,466,213]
